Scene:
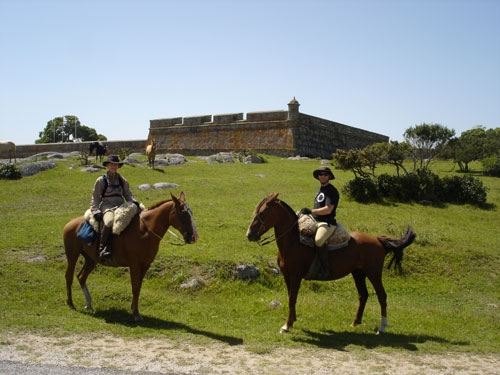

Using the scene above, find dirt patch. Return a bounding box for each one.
[1,332,498,374]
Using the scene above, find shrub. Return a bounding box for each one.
[441,175,487,205]
[0,164,22,180]
[342,177,380,203]
[481,155,500,177]
[345,171,487,206]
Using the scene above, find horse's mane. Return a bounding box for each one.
[254,194,297,219]
[146,199,171,211]
[277,199,298,218]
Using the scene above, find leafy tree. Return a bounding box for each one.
[333,149,369,178]
[386,141,411,176]
[404,123,455,171]
[36,116,107,143]
[451,127,487,172]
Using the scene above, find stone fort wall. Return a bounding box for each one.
[4,98,388,160]
[148,98,388,159]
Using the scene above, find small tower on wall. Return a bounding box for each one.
[287,97,300,120]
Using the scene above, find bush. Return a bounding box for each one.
[342,177,380,203]
[344,171,487,206]
[441,175,487,205]
[0,164,22,180]
[481,155,500,177]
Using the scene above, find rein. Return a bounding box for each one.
[256,213,298,247]
[139,214,186,245]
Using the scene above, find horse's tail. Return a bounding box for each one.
[377,226,416,273]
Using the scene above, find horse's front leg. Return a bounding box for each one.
[280,273,302,333]
[129,264,151,321]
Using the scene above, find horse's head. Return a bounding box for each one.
[246,193,280,242]
[170,192,198,244]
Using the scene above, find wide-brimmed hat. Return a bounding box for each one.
[313,166,335,180]
[103,155,124,167]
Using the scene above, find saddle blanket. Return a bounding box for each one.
[298,217,351,250]
[84,201,140,235]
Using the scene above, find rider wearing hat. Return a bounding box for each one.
[90,155,138,260]
[300,166,340,278]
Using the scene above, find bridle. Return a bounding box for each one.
[254,200,298,246]
[139,203,194,245]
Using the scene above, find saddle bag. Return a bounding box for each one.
[77,220,97,245]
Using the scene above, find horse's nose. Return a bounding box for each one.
[246,228,259,242]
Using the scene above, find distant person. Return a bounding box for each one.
[90,155,138,259]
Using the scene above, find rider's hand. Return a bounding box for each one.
[300,207,312,215]
[94,212,103,222]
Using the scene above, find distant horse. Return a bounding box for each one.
[63,192,198,321]
[0,141,16,163]
[146,139,156,169]
[88,141,107,163]
[246,193,416,334]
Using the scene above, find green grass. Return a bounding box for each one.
[0,155,499,354]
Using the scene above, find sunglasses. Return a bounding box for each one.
[318,173,330,176]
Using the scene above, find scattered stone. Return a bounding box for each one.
[288,155,309,160]
[180,279,203,290]
[268,300,282,309]
[166,154,187,165]
[27,256,46,263]
[18,160,57,176]
[244,155,265,164]
[138,184,152,191]
[233,264,260,280]
[153,182,180,189]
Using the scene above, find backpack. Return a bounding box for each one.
[101,174,124,198]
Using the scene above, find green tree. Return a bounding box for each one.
[386,141,411,176]
[36,116,107,144]
[452,127,487,172]
[404,123,455,171]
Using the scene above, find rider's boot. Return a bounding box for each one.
[316,245,330,279]
[98,225,113,260]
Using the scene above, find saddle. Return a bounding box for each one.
[84,201,141,236]
[298,214,351,250]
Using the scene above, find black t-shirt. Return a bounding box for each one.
[313,183,339,225]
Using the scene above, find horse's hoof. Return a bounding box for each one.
[279,324,290,334]
[376,330,385,335]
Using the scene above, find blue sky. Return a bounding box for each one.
[1,0,499,145]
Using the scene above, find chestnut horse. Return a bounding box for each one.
[63,192,198,321]
[246,193,416,334]
[146,139,156,169]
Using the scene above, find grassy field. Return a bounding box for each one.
[0,154,499,355]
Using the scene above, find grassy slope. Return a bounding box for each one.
[0,155,498,354]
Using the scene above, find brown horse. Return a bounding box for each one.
[146,139,156,169]
[0,141,16,163]
[246,193,416,334]
[88,141,107,163]
[63,192,198,321]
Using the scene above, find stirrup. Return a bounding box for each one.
[99,249,112,259]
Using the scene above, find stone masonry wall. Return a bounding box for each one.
[148,103,388,159]
[5,140,147,159]
[4,99,389,160]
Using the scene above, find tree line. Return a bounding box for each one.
[333,123,499,206]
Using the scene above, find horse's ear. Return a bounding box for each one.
[178,192,185,202]
[170,192,180,205]
[270,192,279,201]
